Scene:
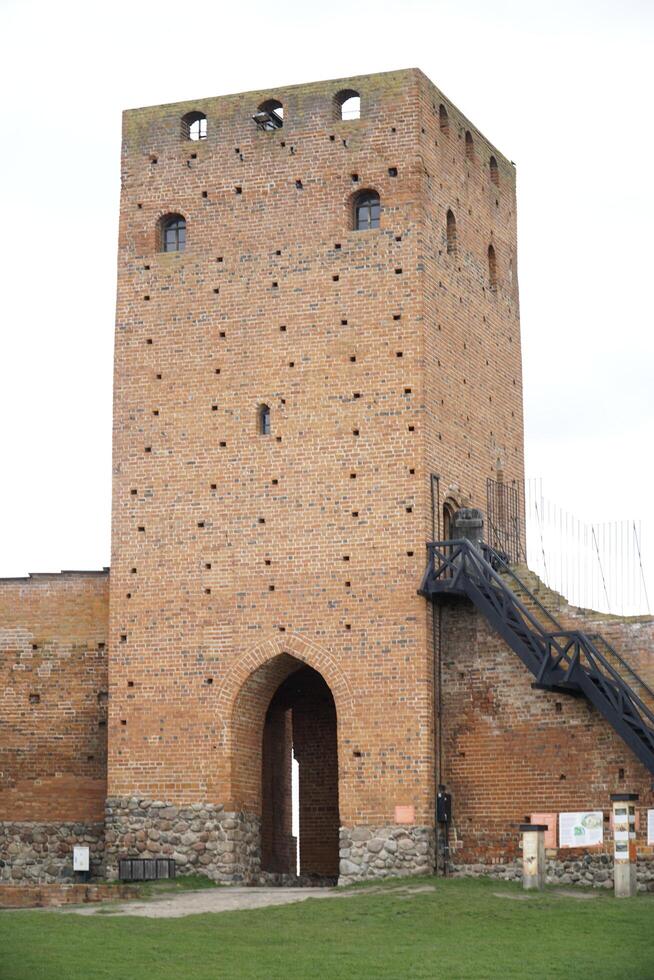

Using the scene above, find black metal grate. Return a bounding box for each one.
[118,857,176,882]
[486,477,523,564]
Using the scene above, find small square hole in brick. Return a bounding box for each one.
[353,429,359,436]
[258,517,265,524]
[29,693,40,704]
[144,295,150,301]
[345,623,351,630]
[153,409,159,416]
[407,550,414,557]
[280,324,286,332]
[210,483,217,490]
[120,634,127,643]
[198,521,205,528]
[146,338,153,345]
[212,405,218,411]
[329,134,335,141]
[265,559,271,566]
[144,264,150,270]
[345,580,351,588]
[275,249,281,256]
[126,592,132,599]
[190,152,197,159]
[408,425,415,432]
[272,281,278,289]
[271,478,279,485]
[215,367,221,374]
[395,268,402,275]
[213,287,220,294]
[350,355,356,362]
[404,387,412,394]
[393,314,401,321]
[206,677,214,685]
[279,625,286,632]
[351,173,359,182]
[131,567,137,574]
[343,555,350,561]
[137,203,143,209]
[388,167,398,177]
[145,446,151,453]
[235,186,242,194]
[352,511,359,517]
[395,235,402,242]
[219,331,226,338]
[288,361,295,368]
[202,190,208,198]
[335,243,341,250]
[341,319,348,326]
[138,525,145,532]
[406,506,413,513]
[156,373,162,379]
[217,256,223,263]
[396,351,403,357]
[205,562,212,570]
[269,584,275,591]
[350,473,356,479]
[130,489,137,495]
[353,392,361,399]
[121,719,127,726]
[205,588,211,594]
[276,436,282,442]
[295,180,303,189]
[332,275,339,282]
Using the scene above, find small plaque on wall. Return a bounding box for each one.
[73,846,90,871]
[395,805,415,824]
[530,813,557,848]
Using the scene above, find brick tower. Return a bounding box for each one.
[106,68,524,882]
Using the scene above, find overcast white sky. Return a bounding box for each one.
[0,0,652,607]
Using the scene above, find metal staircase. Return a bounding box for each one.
[419,538,654,775]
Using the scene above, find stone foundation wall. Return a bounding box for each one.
[339,825,435,883]
[0,821,105,883]
[452,855,654,892]
[104,797,260,883]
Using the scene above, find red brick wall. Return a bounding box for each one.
[108,68,524,831]
[439,596,654,862]
[0,572,109,821]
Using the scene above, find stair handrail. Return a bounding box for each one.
[427,539,654,730]
[481,543,563,632]
[588,632,654,705]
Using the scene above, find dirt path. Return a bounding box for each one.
[60,883,436,919]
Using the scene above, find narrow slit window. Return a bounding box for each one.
[489,155,499,187]
[465,130,474,161]
[488,243,497,290]
[446,209,457,254]
[259,404,271,435]
[354,190,380,231]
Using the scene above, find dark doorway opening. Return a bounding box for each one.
[261,665,339,881]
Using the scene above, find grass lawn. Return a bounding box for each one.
[0,876,652,980]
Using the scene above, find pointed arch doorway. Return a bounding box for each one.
[229,652,340,882]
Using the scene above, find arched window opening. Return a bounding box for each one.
[259,403,271,435]
[181,111,207,141]
[465,130,474,161]
[439,103,449,134]
[335,89,360,120]
[354,190,380,231]
[443,501,457,541]
[253,100,284,131]
[488,244,497,290]
[446,209,457,255]
[160,214,186,253]
[489,155,499,187]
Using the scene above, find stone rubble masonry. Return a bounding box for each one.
[339,825,435,883]
[0,822,105,884]
[452,856,654,892]
[104,798,260,883]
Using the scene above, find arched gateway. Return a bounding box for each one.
[215,635,351,882]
